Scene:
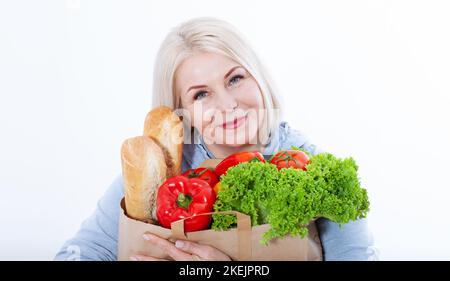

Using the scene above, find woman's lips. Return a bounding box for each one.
[222,114,248,130]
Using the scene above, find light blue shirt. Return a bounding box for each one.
[54,122,378,261]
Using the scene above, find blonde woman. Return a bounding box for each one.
[55,17,378,261]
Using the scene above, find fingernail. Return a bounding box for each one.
[175,240,184,249]
[143,234,152,241]
[130,256,139,261]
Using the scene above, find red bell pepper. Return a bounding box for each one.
[182,168,219,187]
[156,175,216,232]
[215,151,265,177]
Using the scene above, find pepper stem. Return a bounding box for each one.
[176,193,192,210]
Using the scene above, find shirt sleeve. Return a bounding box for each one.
[54,175,124,261]
[278,122,324,155]
[317,218,379,261]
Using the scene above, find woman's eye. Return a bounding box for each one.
[193,91,208,101]
[229,75,243,86]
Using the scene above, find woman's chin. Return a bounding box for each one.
[220,131,258,147]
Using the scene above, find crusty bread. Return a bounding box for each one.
[121,136,167,223]
[143,106,183,178]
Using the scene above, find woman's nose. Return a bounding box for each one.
[214,90,238,112]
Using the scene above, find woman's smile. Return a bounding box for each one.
[221,113,248,130]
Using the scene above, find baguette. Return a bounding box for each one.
[143,106,183,178]
[120,136,167,223]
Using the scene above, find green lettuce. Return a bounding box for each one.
[211,152,370,244]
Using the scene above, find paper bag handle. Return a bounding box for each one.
[170,211,252,261]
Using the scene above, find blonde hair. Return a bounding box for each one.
[151,17,282,146]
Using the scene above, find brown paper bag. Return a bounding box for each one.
[117,159,323,261]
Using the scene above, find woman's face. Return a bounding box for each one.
[176,52,264,147]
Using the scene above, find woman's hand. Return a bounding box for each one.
[130,233,232,261]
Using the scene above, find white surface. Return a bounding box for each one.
[0,0,449,260]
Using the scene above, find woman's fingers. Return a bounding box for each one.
[130,255,167,261]
[142,233,193,261]
[174,240,232,261]
[174,240,209,259]
[139,232,232,261]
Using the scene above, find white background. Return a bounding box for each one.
[1,0,449,260]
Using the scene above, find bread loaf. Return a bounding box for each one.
[143,106,183,178]
[120,136,167,223]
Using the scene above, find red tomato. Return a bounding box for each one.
[270,150,310,170]
[182,168,219,187]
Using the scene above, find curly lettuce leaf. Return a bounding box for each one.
[211,153,370,244]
